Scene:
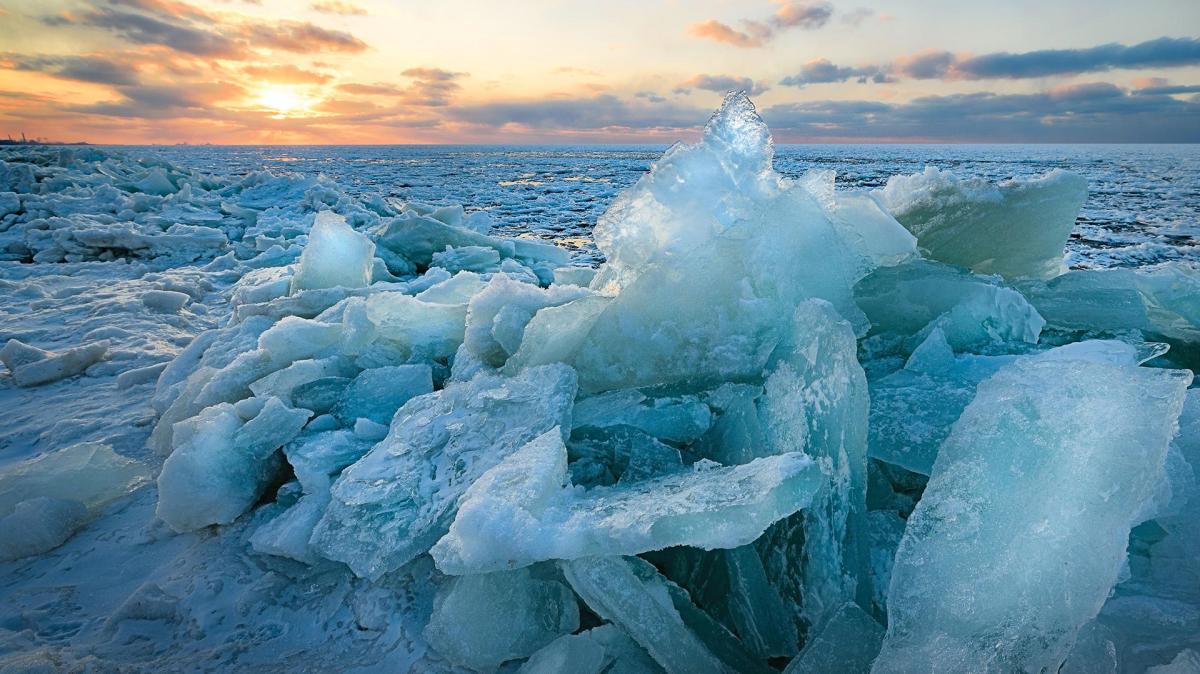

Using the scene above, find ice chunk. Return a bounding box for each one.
[431,427,821,574]
[464,273,591,367]
[290,211,375,292]
[156,397,311,532]
[0,338,109,387]
[874,346,1192,673]
[430,245,501,273]
[141,289,191,313]
[0,442,151,517]
[332,364,433,425]
[519,625,660,674]
[310,364,577,579]
[876,167,1087,280]
[830,191,918,277]
[1147,650,1200,674]
[784,602,884,674]
[562,556,727,674]
[553,265,596,287]
[0,497,89,561]
[423,566,579,671]
[376,212,514,267]
[854,260,1045,352]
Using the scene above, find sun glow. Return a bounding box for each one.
[253,85,315,118]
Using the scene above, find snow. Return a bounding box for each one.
[1,94,1198,672]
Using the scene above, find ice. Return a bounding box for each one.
[874,344,1192,673]
[519,625,660,674]
[429,245,501,273]
[332,364,432,425]
[141,289,191,312]
[156,397,311,532]
[463,273,591,367]
[431,427,822,574]
[854,259,1045,353]
[376,211,515,267]
[290,211,375,292]
[561,556,727,674]
[1147,650,1200,674]
[877,167,1087,280]
[1,337,110,387]
[423,566,580,671]
[0,442,151,516]
[0,497,89,561]
[310,364,577,579]
[784,602,884,674]
[571,389,713,443]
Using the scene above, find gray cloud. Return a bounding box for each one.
[675,74,770,96]
[446,95,706,131]
[783,37,1200,86]
[1,54,140,86]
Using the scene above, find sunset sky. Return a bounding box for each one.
[1,0,1198,144]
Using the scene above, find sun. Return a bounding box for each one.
[254,85,314,118]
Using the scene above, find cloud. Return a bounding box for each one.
[635,91,667,103]
[336,69,466,106]
[50,0,368,60]
[840,7,874,26]
[782,37,1200,86]
[70,81,247,118]
[446,94,706,131]
[763,83,1200,142]
[1,53,140,86]
[675,74,770,96]
[780,58,891,86]
[241,64,330,84]
[688,2,833,48]
[310,1,367,15]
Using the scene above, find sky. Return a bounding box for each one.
[0,0,1198,144]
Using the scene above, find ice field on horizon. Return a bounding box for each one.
[1,92,1199,673]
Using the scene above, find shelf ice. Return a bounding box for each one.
[0,93,1198,672]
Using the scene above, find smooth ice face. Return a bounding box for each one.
[0,442,151,517]
[431,427,822,575]
[518,625,660,674]
[310,364,577,579]
[877,168,1087,280]
[463,274,592,367]
[290,211,375,292]
[423,566,579,671]
[874,346,1192,674]
[0,497,89,561]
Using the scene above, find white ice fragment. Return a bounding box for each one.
[116,362,169,390]
[519,625,659,674]
[432,428,821,574]
[0,497,89,561]
[0,442,150,517]
[0,338,109,387]
[290,211,375,292]
[141,289,191,313]
[552,265,596,287]
[464,273,591,367]
[876,167,1087,280]
[430,245,501,273]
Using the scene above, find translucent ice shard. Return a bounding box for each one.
[0,497,89,561]
[431,427,821,575]
[310,364,577,579]
[290,211,375,292]
[518,625,661,674]
[877,167,1087,280]
[874,344,1192,673]
[423,565,579,671]
[0,442,151,517]
[784,602,884,674]
[463,273,591,367]
[561,556,727,674]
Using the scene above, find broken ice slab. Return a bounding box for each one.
[375,211,515,267]
[331,364,433,425]
[0,496,89,561]
[874,344,1192,673]
[1146,649,1200,674]
[156,397,311,532]
[571,388,713,443]
[518,624,661,674]
[784,602,884,674]
[463,273,591,367]
[560,556,728,674]
[876,167,1087,280]
[310,364,577,579]
[854,259,1045,353]
[431,427,822,575]
[0,441,151,517]
[290,211,375,292]
[0,337,109,387]
[423,565,579,672]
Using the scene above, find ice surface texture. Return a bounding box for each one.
[5,91,1191,672]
